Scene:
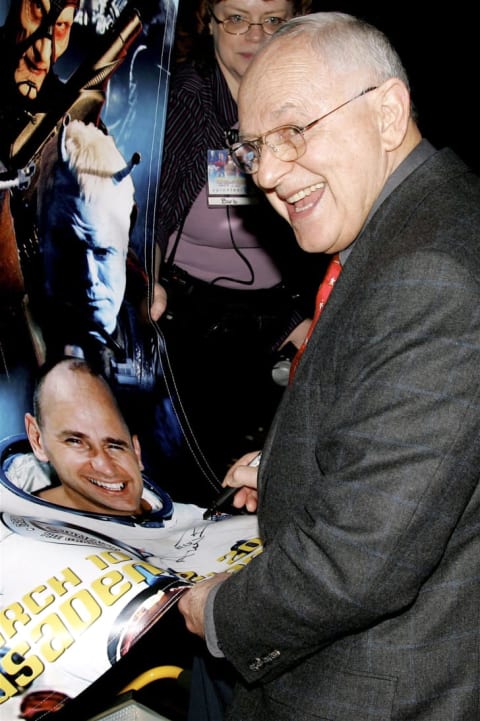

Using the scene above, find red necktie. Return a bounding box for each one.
[289,253,342,383]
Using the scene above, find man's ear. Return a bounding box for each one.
[25,413,49,463]
[376,78,411,150]
[132,434,144,471]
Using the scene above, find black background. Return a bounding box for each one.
[309,4,479,173]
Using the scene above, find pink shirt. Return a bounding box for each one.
[166,185,283,289]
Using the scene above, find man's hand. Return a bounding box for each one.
[224,451,260,513]
[177,572,230,638]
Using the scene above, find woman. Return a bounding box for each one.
[153,0,320,489]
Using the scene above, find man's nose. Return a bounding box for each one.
[85,251,100,285]
[255,145,292,192]
[90,449,116,475]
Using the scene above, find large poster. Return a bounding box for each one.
[0,1,238,718]
[0,0,222,505]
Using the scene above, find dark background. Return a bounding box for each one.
[309,5,479,174]
[177,1,479,174]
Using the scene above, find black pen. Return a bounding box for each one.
[202,452,262,520]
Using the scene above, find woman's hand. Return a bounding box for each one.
[150,281,168,321]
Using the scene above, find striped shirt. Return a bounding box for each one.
[154,61,237,256]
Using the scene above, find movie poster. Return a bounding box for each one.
[0,1,242,718]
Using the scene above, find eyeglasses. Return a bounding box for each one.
[210,10,286,36]
[226,86,378,174]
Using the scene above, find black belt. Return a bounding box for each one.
[164,264,288,302]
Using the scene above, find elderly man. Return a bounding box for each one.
[177,11,480,721]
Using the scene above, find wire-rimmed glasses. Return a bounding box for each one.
[210,10,286,36]
[226,86,378,175]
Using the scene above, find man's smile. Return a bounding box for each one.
[286,182,325,205]
[89,478,126,492]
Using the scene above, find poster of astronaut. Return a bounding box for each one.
[0,0,255,718]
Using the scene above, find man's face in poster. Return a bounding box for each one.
[43,192,131,336]
[15,0,76,100]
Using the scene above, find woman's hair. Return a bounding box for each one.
[175,0,313,67]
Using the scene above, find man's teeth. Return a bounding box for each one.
[287,182,324,204]
[90,479,126,491]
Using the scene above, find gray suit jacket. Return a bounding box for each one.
[213,147,480,721]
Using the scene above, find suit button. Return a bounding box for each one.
[248,658,264,671]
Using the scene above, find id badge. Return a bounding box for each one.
[207,148,259,207]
